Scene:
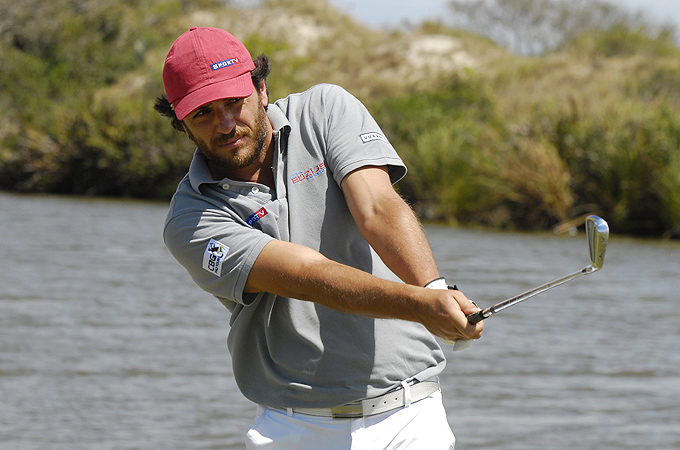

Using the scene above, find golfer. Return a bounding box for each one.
[156,27,483,450]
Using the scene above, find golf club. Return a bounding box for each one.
[466,215,609,325]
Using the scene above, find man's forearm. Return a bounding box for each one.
[245,239,482,342]
[357,193,440,287]
[244,239,428,322]
[341,166,440,287]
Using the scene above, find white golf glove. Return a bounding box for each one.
[424,277,474,351]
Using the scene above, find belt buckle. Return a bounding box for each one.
[330,402,363,419]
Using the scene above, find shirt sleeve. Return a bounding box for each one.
[314,85,407,186]
[163,196,274,307]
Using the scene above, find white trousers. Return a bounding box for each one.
[245,390,455,450]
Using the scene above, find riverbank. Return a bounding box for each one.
[1,0,678,237]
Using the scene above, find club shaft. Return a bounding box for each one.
[467,266,596,324]
[466,215,609,325]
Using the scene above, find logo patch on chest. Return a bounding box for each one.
[290,162,326,185]
[246,207,268,226]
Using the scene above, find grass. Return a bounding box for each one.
[0,0,678,237]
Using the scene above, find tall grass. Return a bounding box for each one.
[0,0,678,236]
[372,76,574,230]
[368,21,680,236]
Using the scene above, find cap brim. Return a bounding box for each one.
[173,72,254,121]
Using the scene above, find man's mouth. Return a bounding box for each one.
[214,132,245,149]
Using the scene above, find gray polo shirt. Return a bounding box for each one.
[164,84,445,408]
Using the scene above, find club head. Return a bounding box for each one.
[585,215,609,271]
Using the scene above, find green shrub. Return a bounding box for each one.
[373,77,573,229]
[571,23,679,58]
[1,0,678,237]
[539,100,680,235]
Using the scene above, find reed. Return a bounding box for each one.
[0,0,678,236]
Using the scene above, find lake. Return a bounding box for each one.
[1,192,678,449]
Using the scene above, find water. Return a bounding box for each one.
[1,192,678,450]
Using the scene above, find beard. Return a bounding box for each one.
[186,103,269,176]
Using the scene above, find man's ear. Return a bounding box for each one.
[182,122,194,140]
[258,80,269,108]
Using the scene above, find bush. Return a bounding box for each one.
[539,100,680,236]
[0,0,678,237]
[373,76,573,230]
[570,23,679,58]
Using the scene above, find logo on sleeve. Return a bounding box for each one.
[360,132,388,144]
[202,238,229,277]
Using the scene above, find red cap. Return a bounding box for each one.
[163,27,256,120]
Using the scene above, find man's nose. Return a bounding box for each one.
[215,107,236,134]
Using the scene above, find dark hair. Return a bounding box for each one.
[154,54,271,132]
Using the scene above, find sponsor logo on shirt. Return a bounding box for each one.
[360,132,388,144]
[211,58,240,71]
[246,207,268,226]
[202,238,229,277]
[290,162,326,185]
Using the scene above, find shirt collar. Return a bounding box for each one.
[187,150,216,194]
[267,102,291,135]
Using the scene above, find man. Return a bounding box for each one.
[156,27,483,449]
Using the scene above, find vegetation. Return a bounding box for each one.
[446,0,662,55]
[1,0,679,238]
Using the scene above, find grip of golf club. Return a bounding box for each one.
[467,310,484,325]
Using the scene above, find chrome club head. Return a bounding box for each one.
[586,215,609,272]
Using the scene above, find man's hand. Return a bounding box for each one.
[417,287,483,344]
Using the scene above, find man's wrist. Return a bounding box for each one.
[424,277,448,290]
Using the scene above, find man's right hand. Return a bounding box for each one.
[417,287,484,344]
